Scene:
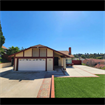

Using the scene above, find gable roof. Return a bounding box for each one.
[2,46,8,49]
[58,51,74,58]
[31,44,47,48]
[8,44,71,58]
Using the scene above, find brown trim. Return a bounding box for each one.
[46,47,70,57]
[14,55,15,70]
[8,47,32,57]
[16,58,18,71]
[8,45,70,58]
[46,49,47,57]
[39,49,40,57]
[15,57,53,58]
[46,58,47,71]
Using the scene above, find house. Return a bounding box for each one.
[58,47,74,66]
[2,45,8,53]
[2,46,8,51]
[8,44,74,71]
[0,45,8,58]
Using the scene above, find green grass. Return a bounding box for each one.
[82,63,86,66]
[54,74,105,98]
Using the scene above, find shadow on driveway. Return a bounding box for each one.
[0,69,48,81]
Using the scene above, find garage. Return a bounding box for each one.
[18,59,46,71]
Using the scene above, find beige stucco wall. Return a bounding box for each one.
[16,52,23,57]
[33,48,39,57]
[63,58,66,70]
[24,48,32,57]
[47,58,53,71]
[40,48,46,57]
[0,62,11,68]
[58,57,62,66]
[47,49,53,57]
[61,58,63,66]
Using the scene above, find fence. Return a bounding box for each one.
[0,62,11,68]
[2,53,11,62]
[72,60,82,65]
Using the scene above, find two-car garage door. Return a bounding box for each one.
[18,59,45,71]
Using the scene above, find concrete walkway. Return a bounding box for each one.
[55,65,105,78]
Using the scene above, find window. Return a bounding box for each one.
[66,58,72,64]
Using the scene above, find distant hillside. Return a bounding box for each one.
[73,53,105,59]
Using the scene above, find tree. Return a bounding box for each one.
[21,47,24,51]
[7,46,21,55]
[0,21,5,48]
[81,55,86,59]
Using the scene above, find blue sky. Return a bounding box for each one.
[0,11,105,54]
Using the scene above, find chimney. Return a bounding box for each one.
[69,47,71,55]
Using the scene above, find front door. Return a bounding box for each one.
[54,57,58,66]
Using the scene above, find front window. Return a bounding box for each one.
[66,58,72,64]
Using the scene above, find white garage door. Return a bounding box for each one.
[18,59,45,71]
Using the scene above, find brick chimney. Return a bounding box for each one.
[69,47,71,55]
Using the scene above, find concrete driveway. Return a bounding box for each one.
[64,65,105,77]
[0,67,46,98]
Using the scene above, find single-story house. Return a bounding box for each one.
[2,45,8,53]
[8,44,74,71]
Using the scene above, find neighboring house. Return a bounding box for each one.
[0,46,8,58]
[83,59,105,64]
[83,59,105,68]
[2,46,8,54]
[8,44,74,71]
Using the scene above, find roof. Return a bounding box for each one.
[58,51,74,58]
[84,59,105,63]
[8,44,71,58]
[2,46,8,49]
[31,44,47,48]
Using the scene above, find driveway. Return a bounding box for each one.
[0,67,46,98]
[64,65,105,77]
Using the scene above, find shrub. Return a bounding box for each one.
[101,66,105,70]
[82,63,86,65]
[0,56,2,59]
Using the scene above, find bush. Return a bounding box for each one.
[101,66,105,70]
[96,57,103,59]
[82,63,86,65]
[0,56,2,59]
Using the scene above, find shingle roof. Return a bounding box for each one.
[58,51,74,58]
[2,46,8,49]
[8,44,70,57]
[31,44,47,48]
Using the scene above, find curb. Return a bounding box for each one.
[37,74,51,98]
[51,75,55,98]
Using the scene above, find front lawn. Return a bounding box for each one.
[54,74,105,98]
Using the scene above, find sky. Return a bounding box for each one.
[0,11,105,54]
